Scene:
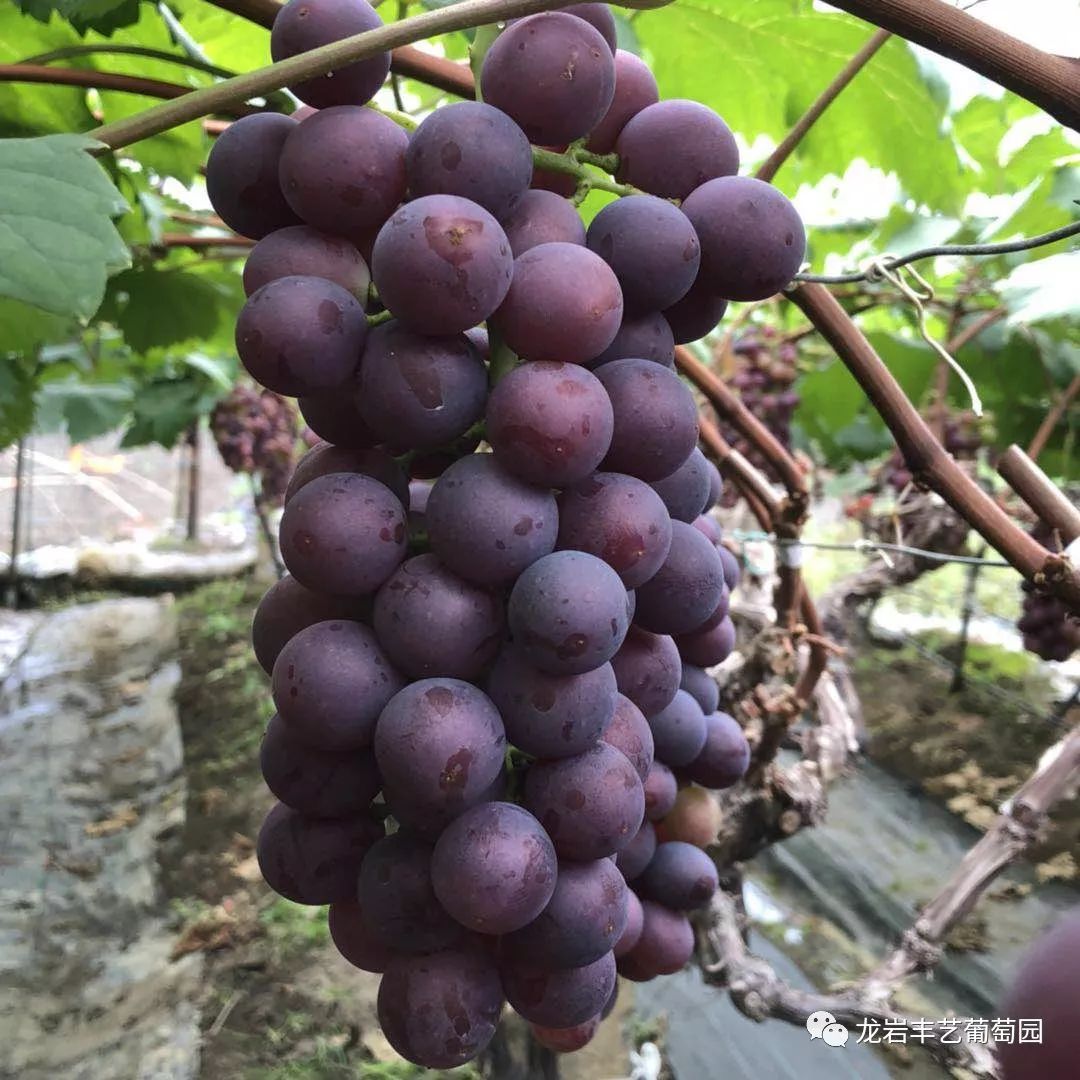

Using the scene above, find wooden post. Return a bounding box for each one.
[950,549,984,693]
[6,436,26,609]
[186,422,200,545]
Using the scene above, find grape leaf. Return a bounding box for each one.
[0,133,130,322]
[15,0,141,36]
[0,354,40,447]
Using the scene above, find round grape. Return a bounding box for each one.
[372,194,513,335]
[649,688,707,768]
[236,275,367,397]
[530,1016,601,1053]
[285,443,407,506]
[596,359,699,481]
[557,471,673,588]
[278,472,407,597]
[649,447,710,523]
[494,242,623,364]
[634,521,726,635]
[643,761,677,822]
[683,711,749,789]
[373,553,505,680]
[524,742,645,860]
[481,13,615,146]
[680,664,720,714]
[502,951,616,1028]
[638,840,718,910]
[586,195,700,313]
[610,625,681,717]
[426,453,558,587]
[588,311,675,369]
[328,899,394,972]
[431,801,558,934]
[486,648,617,759]
[297,392,377,449]
[615,99,738,199]
[486,361,614,487]
[271,0,390,109]
[625,899,695,975]
[681,176,807,301]
[614,820,656,881]
[614,890,644,957]
[677,613,736,668]
[205,113,300,240]
[243,226,369,299]
[508,551,631,676]
[501,188,586,257]
[601,693,655,783]
[272,619,405,751]
[662,274,728,344]
[587,49,659,154]
[406,101,533,221]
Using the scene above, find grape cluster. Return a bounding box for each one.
[209,384,299,505]
[717,327,800,503]
[879,409,983,493]
[205,0,795,1067]
[1018,522,1080,662]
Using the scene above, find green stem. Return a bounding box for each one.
[367,100,418,131]
[19,44,235,80]
[367,309,395,327]
[88,0,596,151]
[531,146,639,197]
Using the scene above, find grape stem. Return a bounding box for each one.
[86,0,611,151]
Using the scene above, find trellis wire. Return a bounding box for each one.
[794,217,1080,285]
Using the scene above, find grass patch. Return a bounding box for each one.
[260,900,331,959]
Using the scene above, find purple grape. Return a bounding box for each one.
[358,832,466,954]
[278,105,408,241]
[683,710,749,789]
[284,443,407,506]
[278,472,407,597]
[297,392,378,449]
[501,188,586,257]
[662,274,728,344]
[502,951,616,1027]
[493,242,623,364]
[205,113,300,240]
[691,514,721,545]
[373,553,505,680]
[431,802,558,934]
[272,619,405,751]
[328,899,394,972]
[648,447,710,523]
[676,614,736,668]
[694,587,731,634]
[615,820,656,880]
[260,712,381,817]
[704,460,723,511]
[596,359,699,481]
[357,321,487,450]
[643,761,677,822]
[486,361,614,487]
[503,856,627,968]
[271,0,390,109]
[374,679,506,832]
[681,176,806,301]
[610,625,681,717]
[524,742,645,860]
[256,801,383,905]
[586,195,700,313]
[588,311,675,369]
[648,689,707,768]
[638,841,718,911]
[426,454,558,587]
[531,1016,601,1054]
[625,900,694,975]
[634,521,726,635]
[680,664,719,714]
[372,194,513,335]
[378,947,503,1068]
[406,101,533,221]
[587,48,659,154]
[614,890,644,957]
[557,472,673,588]
[481,13,615,145]
[243,225,370,299]
[251,573,363,674]
[557,2,617,52]
[615,99,738,199]
[717,543,741,591]
[508,551,631,676]
[236,275,367,396]
[486,648,617,759]
[601,693,654,782]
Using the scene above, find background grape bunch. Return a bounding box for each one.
[718,326,801,505]
[205,0,805,1067]
[209,384,299,506]
[1018,521,1080,662]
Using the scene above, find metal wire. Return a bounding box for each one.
[794,218,1080,285]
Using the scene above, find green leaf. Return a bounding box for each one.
[999,251,1080,325]
[0,297,75,354]
[171,0,270,74]
[15,0,142,36]
[121,374,203,448]
[0,133,130,322]
[36,377,134,441]
[0,354,40,446]
[100,264,237,353]
[636,0,962,211]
